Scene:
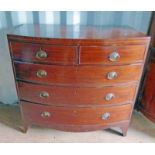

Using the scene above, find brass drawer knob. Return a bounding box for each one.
[105,93,115,101]
[40,91,49,98]
[102,112,110,120]
[36,50,47,59]
[109,52,120,61]
[41,111,51,118]
[107,71,117,80]
[37,70,47,78]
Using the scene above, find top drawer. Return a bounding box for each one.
[9,41,77,64]
[80,45,146,64]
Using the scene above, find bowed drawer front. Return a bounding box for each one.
[14,62,142,85]
[7,24,150,136]
[10,41,77,64]
[80,45,146,64]
[21,101,132,126]
[18,81,137,106]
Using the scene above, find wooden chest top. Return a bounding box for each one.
[7,24,150,46]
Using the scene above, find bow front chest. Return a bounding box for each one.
[7,24,150,136]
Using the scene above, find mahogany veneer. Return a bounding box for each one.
[10,41,77,64]
[14,62,142,86]
[18,82,137,106]
[7,24,150,136]
[80,45,146,64]
[21,101,132,126]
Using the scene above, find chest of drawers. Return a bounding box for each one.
[7,24,150,136]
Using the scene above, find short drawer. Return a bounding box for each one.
[10,41,77,64]
[80,45,146,64]
[21,101,132,125]
[18,82,137,106]
[14,62,142,86]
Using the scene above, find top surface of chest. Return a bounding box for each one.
[7,24,150,46]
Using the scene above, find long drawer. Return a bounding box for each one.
[21,101,132,125]
[18,81,137,106]
[10,41,77,64]
[14,62,142,86]
[80,45,146,64]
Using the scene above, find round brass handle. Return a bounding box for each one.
[109,52,120,61]
[36,50,47,59]
[107,71,117,80]
[36,70,47,78]
[40,91,49,98]
[41,111,51,118]
[102,112,110,120]
[105,93,115,101]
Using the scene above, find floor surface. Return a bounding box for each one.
[0,104,155,143]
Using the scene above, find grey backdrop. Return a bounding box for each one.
[0,11,152,104]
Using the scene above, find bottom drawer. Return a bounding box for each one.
[21,101,132,126]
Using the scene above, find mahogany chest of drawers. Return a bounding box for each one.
[7,24,150,136]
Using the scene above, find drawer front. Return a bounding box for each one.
[14,62,142,86]
[80,45,146,64]
[21,101,132,125]
[10,41,77,64]
[18,82,137,106]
